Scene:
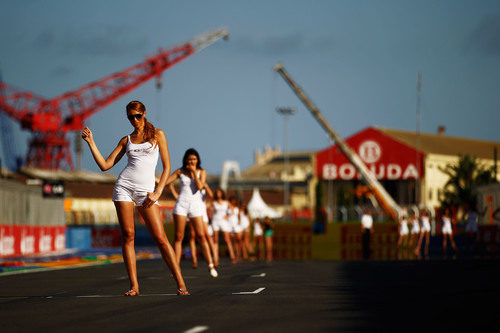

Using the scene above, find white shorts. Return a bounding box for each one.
[442,223,453,235]
[113,185,158,206]
[212,217,232,233]
[421,221,431,233]
[173,199,204,218]
[411,225,420,234]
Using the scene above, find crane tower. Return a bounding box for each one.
[0,28,229,170]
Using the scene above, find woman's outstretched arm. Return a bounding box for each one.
[81,127,126,171]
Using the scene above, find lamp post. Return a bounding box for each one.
[276,107,296,219]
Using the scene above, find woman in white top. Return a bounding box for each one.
[166,148,218,277]
[169,183,219,269]
[417,209,431,258]
[409,211,420,257]
[239,202,252,259]
[210,189,236,264]
[252,218,264,260]
[441,208,457,258]
[228,196,243,261]
[82,100,188,295]
[397,213,409,260]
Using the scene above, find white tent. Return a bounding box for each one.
[247,187,282,219]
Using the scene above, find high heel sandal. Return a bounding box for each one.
[124,289,139,296]
[177,288,190,295]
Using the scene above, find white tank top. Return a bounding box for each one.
[178,170,202,201]
[212,201,228,221]
[239,212,250,229]
[115,136,159,192]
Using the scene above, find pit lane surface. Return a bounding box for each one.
[1,258,498,332]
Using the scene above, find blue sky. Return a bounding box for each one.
[1,0,499,175]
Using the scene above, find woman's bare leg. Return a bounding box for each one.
[222,231,236,263]
[238,232,248,260]
[138,205,187,291]
[173,214,187,265]
[189,222,198,268]
[114,202,139,293]
[191,217,214,267]
[213,230,220,266]
[265,236,273,261]
[203,223,218,267]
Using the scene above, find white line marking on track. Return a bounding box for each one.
[184,325,209,333]
[76,293,177,298]
[251,273,266,277]
[232,287,265,295]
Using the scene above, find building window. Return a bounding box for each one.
[429,188,433,201]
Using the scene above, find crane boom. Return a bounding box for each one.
[273,63,402,220]
[0,28,229,169]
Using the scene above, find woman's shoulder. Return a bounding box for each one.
[155,128,166,137]
[119,136,129,145]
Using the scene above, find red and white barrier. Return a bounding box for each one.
[0,225,66,258]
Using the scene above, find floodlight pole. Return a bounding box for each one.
[277,107,296,219]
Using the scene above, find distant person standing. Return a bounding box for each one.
[409,211,420,258]
[252,218,265,260]
[167,148,218,277]
[464,204,479,257]
[81,100,188,295]
[211,189,236,264]
[360,208,374,259]
[441,208,458,258]
[417,209,431,259]
[397,213,409,260]
[263,216,274,262]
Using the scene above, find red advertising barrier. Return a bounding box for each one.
[0,225,66,258]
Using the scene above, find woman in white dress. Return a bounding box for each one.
[167,148,218,277]
[441,208,457,258]
[397,213,409,260]
[82,100,188,295]
[211,189,236,264]
[417,209,431,258]
[409,211,420,258]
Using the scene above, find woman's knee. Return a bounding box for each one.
[121,228,135,243]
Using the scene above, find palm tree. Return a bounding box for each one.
[439,154,496,209]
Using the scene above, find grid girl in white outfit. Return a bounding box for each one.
[239,202,252,259]
[397,214,409,259]
[441,208,457,258]
[166,148,218,277]
[210,189,236,264]
[417,209,431,258]
[82,100,188,295]
[409,211,420,257]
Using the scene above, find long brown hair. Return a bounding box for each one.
[126,101,156,146]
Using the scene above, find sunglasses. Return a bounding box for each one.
[127,113,143,121]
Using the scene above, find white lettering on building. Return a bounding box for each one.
[387,164,402,180]
[323,163,420,180]
[339,164,356,180]
[323,164,337,180]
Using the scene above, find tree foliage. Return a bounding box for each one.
[439,154,496,209]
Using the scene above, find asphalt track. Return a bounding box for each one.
[1,258,499,332]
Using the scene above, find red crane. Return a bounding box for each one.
[0,28,229,170]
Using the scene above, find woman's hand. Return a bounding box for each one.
[143,192,160,208]
[81,127,94,144]
[186,164,197,176]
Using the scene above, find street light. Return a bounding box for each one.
[276,107,296,219]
